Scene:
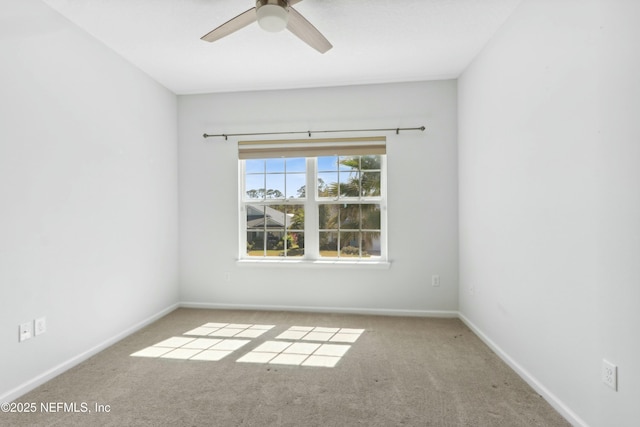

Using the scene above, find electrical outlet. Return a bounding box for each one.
[431,275,440,287]
[34,317,47,336]
[602,359,618,390]
[19,322,33,342]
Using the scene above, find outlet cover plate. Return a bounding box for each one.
[35,317,47,336]
[602,359,618,391]
[19,322,33,342]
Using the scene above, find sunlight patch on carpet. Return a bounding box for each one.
[131,336,250,361]
[237,341,351,367]
[184,323,275,338]
[130,323,364,368]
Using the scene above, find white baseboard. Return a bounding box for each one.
[458,313,588,427]
[179,301,459,318]
[0,303,179,404]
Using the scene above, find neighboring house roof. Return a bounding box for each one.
[246,204,292,229]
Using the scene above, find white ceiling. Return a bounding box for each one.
[42,0,522,95]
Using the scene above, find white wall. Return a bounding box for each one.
[178,81,458,315]
[459,0,640,426]
[0,1,179,401]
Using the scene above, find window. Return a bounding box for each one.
[239,137,387,263]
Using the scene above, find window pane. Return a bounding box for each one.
[286,173,306,199]
[286,157,305,172]
[265,174,285,199]
[318,156,338,172]
[266,158,285,173]
[361,172,381,197]
[319,204,339,230]
[245,175,265,199]
[286,205,304,230]
[360,155,381,170]
[245,159,265,174]
[339,171,360,198]
[287,232,304,257]
[319,231,338,257]
[318,172,338,198]
[262,206,286,228]
[340,204,361,229]
[362,232,381,256]
[246,205,265,230]
[264,230,285,257]
[340,231,361,257]
[362,204,381,230]
[246,231,265,256]
[339,156,359,172]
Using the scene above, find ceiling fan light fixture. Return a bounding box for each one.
[256,0,289,32]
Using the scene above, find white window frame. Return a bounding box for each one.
[238,150,388,266]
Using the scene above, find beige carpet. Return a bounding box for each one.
[2,308,571,426]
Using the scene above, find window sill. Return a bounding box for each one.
[236,259,391,269]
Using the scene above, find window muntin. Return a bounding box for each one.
[241,154,386,262]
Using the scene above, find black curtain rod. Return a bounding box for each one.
[203,126,426,140]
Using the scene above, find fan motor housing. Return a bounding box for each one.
[256,0,290,32]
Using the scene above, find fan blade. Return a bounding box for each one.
[201,8,257,43]
[286,7,332,53]
[289,0,304,4]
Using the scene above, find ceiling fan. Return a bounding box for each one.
[201,0,332,54]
